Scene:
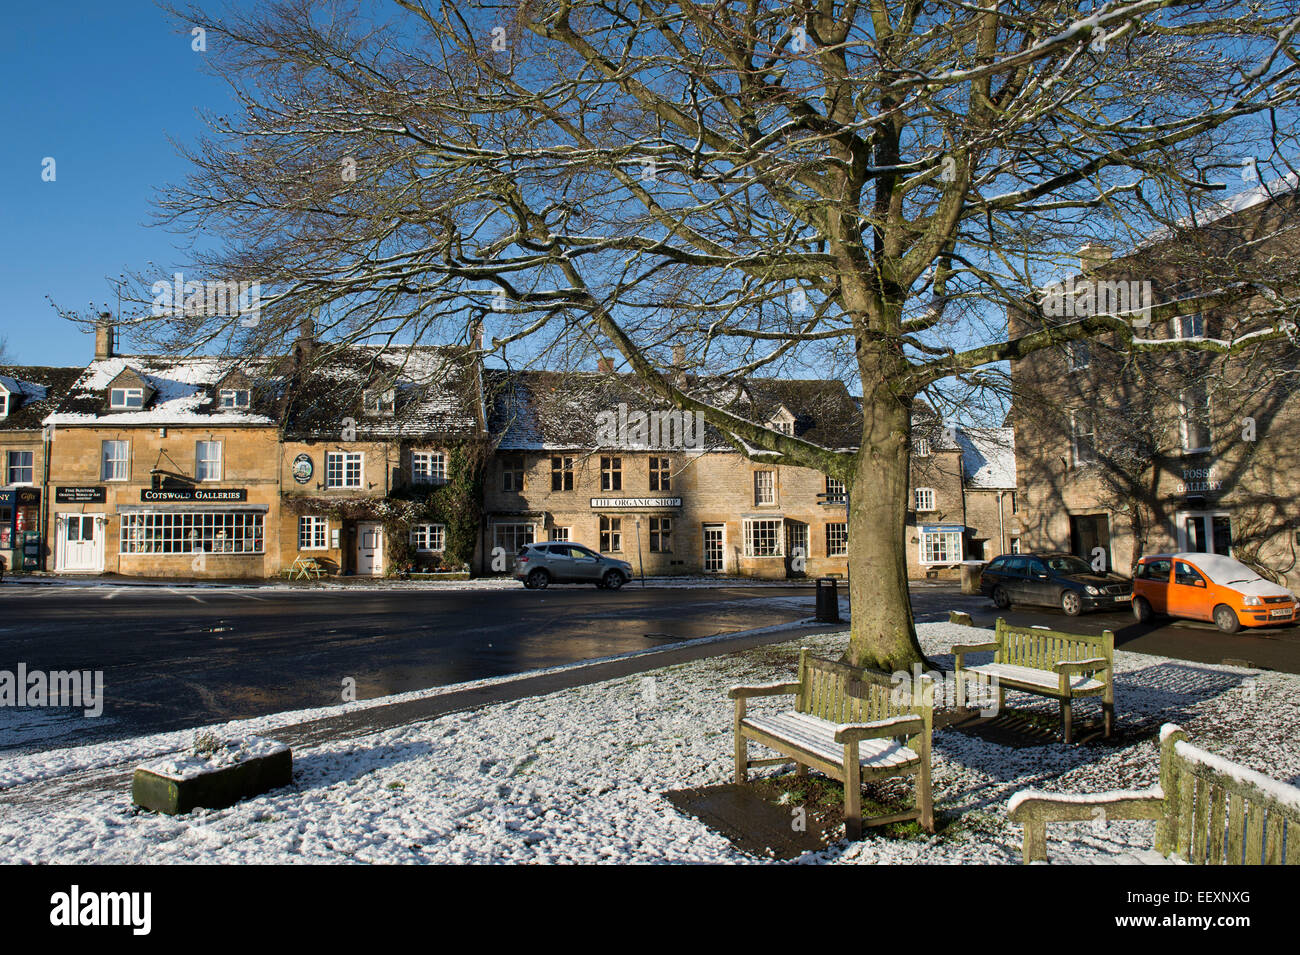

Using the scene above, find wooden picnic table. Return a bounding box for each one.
[285,554,326,580]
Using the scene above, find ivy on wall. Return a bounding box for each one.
[284,442,484,574]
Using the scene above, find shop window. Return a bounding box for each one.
[920,528,962,564]
[599,515,622,552]
[649,517,672,553]
[826,522,848,557]
[743,518,783,557]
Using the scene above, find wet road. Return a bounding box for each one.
[2,580,1295,753]
[0,583,849,749]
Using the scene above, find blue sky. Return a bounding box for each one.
[0,1,236,367]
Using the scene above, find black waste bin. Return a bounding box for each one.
[815,577,841,623]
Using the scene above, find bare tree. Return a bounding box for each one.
[85,0,1300,668]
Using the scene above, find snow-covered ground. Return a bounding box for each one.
[1,622,1295,864]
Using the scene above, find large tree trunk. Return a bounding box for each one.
[844,394,928,671]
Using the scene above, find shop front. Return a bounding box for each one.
[0,487,43,574]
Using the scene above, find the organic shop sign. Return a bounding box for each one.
[1177,466,1224,494]
[589,497,682,509]
[140,488,248,503]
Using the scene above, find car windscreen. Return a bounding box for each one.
[1184,553,1263,586]
[1044,555,1095,575]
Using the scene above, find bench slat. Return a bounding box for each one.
[1208,784,1226,865]
[1246,803,1266,864]
[1227,792,1246,865]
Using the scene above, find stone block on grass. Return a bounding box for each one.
[132,735,292,815]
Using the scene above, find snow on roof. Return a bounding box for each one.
[957,426,1016,489]
[46,356,280,426]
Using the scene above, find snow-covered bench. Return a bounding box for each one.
[953,617,1114,743]
[1009,723,1300,864]
[728,648,934,839]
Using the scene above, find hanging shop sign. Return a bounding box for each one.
[292,454,314,484]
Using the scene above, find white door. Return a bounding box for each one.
[58,514,104,572]
[1176,511,1232,556]
[703,524,725,573]
[356,522,384,576]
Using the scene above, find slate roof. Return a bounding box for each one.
[0,365,85,431]
[484,369,862,452]
[956,426,1017,489]
[45,356,281,426]
[280,344,482,440]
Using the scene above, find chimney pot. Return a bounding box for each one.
[1078,242,1113,273]
[597,355,614,374]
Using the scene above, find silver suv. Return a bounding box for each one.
[513,542,633,590]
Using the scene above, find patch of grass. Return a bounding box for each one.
[386,780,405,791]
[753,771,957,841]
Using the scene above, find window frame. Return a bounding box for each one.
[648,456,671,492]
[410,522,446,553]
[743,517,784,557]
[913,487,936,512]
[1179,383,1212,454]
[753,470,776,506]
[101,439,130,482]
[6,450,34,486]
[325,450,364,489]
[411,450,448,486]
[600,456,623,492]
[599,515,623,552]
[550,455,574,491]
[298,515,328,550]
[919,527,963,564]
[1070,410,1097,466]
[195,440,223,483]
[825,522,848,557]
[109,387,144,410]
[501,455,525,492]
[218,388,250,409]
[649,516,672,553]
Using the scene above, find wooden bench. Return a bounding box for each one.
[729,648,934,839]
[953,617,1114,743]
[1009,723,1300,864]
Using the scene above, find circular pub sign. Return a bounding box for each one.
[292,454,314,484]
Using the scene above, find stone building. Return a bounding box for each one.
[0,364,81,573]
[1010,177,1300,584]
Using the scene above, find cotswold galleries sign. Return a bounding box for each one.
[140,488,248,503]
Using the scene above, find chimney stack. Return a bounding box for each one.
[596,355,614,374]
[1077,242,1113,273]
[94,312,114,359]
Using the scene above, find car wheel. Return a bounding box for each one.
[1132,596,1152,623]
[526,569,550,590]
[1060,590,1083,616]
[1213,604,1241,634]
[992,586,1011,609]
[602,570,626,591]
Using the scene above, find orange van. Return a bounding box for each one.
[1131,553,1297,633]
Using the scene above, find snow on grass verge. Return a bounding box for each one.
[0,622,1295,864]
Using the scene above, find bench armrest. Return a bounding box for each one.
[1053,657,1108,675]
[952,642,998,656]
[728,681,800,700]
[834,715,924,744]
[1008,787,1165,863]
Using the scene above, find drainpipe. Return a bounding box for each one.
[40,425,52,572]
[997,491,1005,555]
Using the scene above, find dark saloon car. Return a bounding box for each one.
[979,552,1133,616]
